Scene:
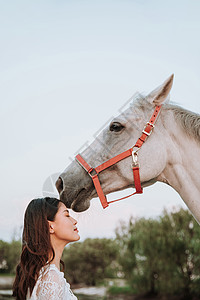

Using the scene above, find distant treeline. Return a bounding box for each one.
[1,208,200,298]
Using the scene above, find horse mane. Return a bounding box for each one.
[131,94,200,141]
[166,104,200,141]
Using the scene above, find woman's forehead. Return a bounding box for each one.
[58,202,68,212]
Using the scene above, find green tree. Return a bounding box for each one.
[63,238,118,285]
[116,208,200,298]
[0,240,9,273]
[6,239,21,274]
[159,208,200,297]
[0,239,21,274]
[116,217,163,295]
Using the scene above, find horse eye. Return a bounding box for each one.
[109,122,125,132]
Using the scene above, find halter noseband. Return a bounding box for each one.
[75,105,162,208]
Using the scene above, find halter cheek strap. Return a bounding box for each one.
[75,105,162,208]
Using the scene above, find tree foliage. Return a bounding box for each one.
[0,239,21,274]
[63,238,119,285]
[116,208,200,298]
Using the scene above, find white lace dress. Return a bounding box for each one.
[27,264,78,300]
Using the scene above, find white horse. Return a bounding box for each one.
[56,75,200,223]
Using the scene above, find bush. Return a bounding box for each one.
[63,238,119,285]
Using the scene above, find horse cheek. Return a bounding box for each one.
[139,142,167,183]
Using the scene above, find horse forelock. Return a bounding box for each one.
[130,93,146,108]
[130,93,157,115]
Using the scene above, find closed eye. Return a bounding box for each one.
[109,122,125,132]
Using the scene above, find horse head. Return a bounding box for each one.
[56,75,174,212]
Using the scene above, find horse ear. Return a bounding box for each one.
[146,74,174,105]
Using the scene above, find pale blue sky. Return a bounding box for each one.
[1,0,200,241]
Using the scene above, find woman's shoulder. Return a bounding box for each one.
[28,264,77,299]
[42,264,65,277]
[38,264,66,286]
[28,265,65,299]
[36,264,77,299]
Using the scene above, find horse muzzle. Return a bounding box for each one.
[55,162,95,212]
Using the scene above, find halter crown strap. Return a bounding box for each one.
[75,105,162,208]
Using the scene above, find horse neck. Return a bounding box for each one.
[158,110,200,223]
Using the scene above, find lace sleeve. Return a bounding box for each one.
[36,269,65,300]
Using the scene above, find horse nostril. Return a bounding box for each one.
[56,177,64,194]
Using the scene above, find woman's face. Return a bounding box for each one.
[50,202,80,244]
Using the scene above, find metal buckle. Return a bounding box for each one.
[142,122,155,136]
[88,168,98,178]
[131,147,140,168]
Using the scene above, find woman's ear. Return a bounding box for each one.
[48,221,55,234]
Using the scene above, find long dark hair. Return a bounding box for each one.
[13,197,64,300]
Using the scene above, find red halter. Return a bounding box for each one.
[75,105,162,208]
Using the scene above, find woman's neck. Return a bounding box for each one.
[50,238,67,270]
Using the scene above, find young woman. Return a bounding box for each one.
[13,197,80,299]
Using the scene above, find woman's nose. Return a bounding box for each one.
[72,217,77,225]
